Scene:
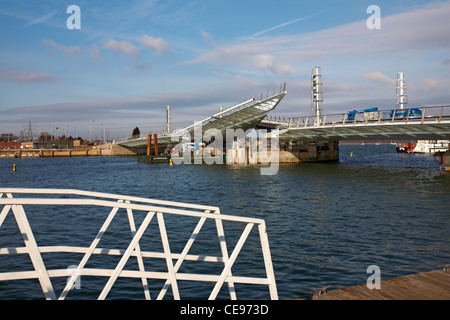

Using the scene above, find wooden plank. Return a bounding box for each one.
[312,270,450,300]
[383,277,435,300]
[363,279,422,300]
[388,271,450,299]
[394,273,444,299]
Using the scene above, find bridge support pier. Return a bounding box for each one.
[443,150,450,172]
[279,140,339,163]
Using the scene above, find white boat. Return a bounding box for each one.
[412,140,450,154]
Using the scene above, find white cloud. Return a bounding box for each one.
[138,34,173,55]
[87,44,102,61]
[186,2,450,73]
[254,54,298,75]
[43,40,103,61]
[200,30,214,43]
[359,71,396,86]
[245,8,332,39]
[254,54,274,70]
[24,10,57,27]
[103,39,140,59]
[42,39,82,57]
[413,78,450,92]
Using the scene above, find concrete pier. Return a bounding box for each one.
[0,143,138,158]
[443,150,450,172]
[0,148,101,158]
[279,141,339,163]
[224,140,339,164]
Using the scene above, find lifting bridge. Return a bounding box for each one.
[117,86,287,151]
[260,105,450,142]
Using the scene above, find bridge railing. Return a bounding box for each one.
[0,188,277,300]
[284,105,450,129]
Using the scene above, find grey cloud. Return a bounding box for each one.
[0,68,59,83]
[1,79,268,124]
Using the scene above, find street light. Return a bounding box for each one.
[100,123,106,143]
[90,120,95,144]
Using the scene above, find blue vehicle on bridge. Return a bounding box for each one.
[347,107,422,121]
[385,108,422,118]
[346,108,379,121]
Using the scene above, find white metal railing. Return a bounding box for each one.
[0,188,277,300]
[264,105,450,129]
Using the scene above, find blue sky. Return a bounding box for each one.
[1,0,450,140]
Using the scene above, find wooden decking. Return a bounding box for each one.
[312,268,450,300]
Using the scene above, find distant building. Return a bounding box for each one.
[0,141,21,149]
[38,139,74,149]
[21,141,35,149]
[73,139,81,148]
[0,133,17,142]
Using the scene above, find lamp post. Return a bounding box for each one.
[90,120,95,144]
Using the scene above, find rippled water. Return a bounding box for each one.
[0,144,449,299]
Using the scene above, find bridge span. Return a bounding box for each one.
[260,105,450,141]
[117,88,286,151]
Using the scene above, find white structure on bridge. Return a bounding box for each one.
[397,72,408,110]
[311,67,324,127]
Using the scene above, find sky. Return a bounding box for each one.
[1,0,450,140]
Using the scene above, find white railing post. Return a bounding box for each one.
[156,212,180,300]
[422,108,426,124]
[10,198,57,300]
[215,213,237,299]
[0,193,10,227]
[258,222,278,300]
[126,201,151,300]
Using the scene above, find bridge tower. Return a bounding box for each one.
[311,67,324,126]
[396,72,407,109]
[165,105,172,135]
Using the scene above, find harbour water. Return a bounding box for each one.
[0,144,449,299]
